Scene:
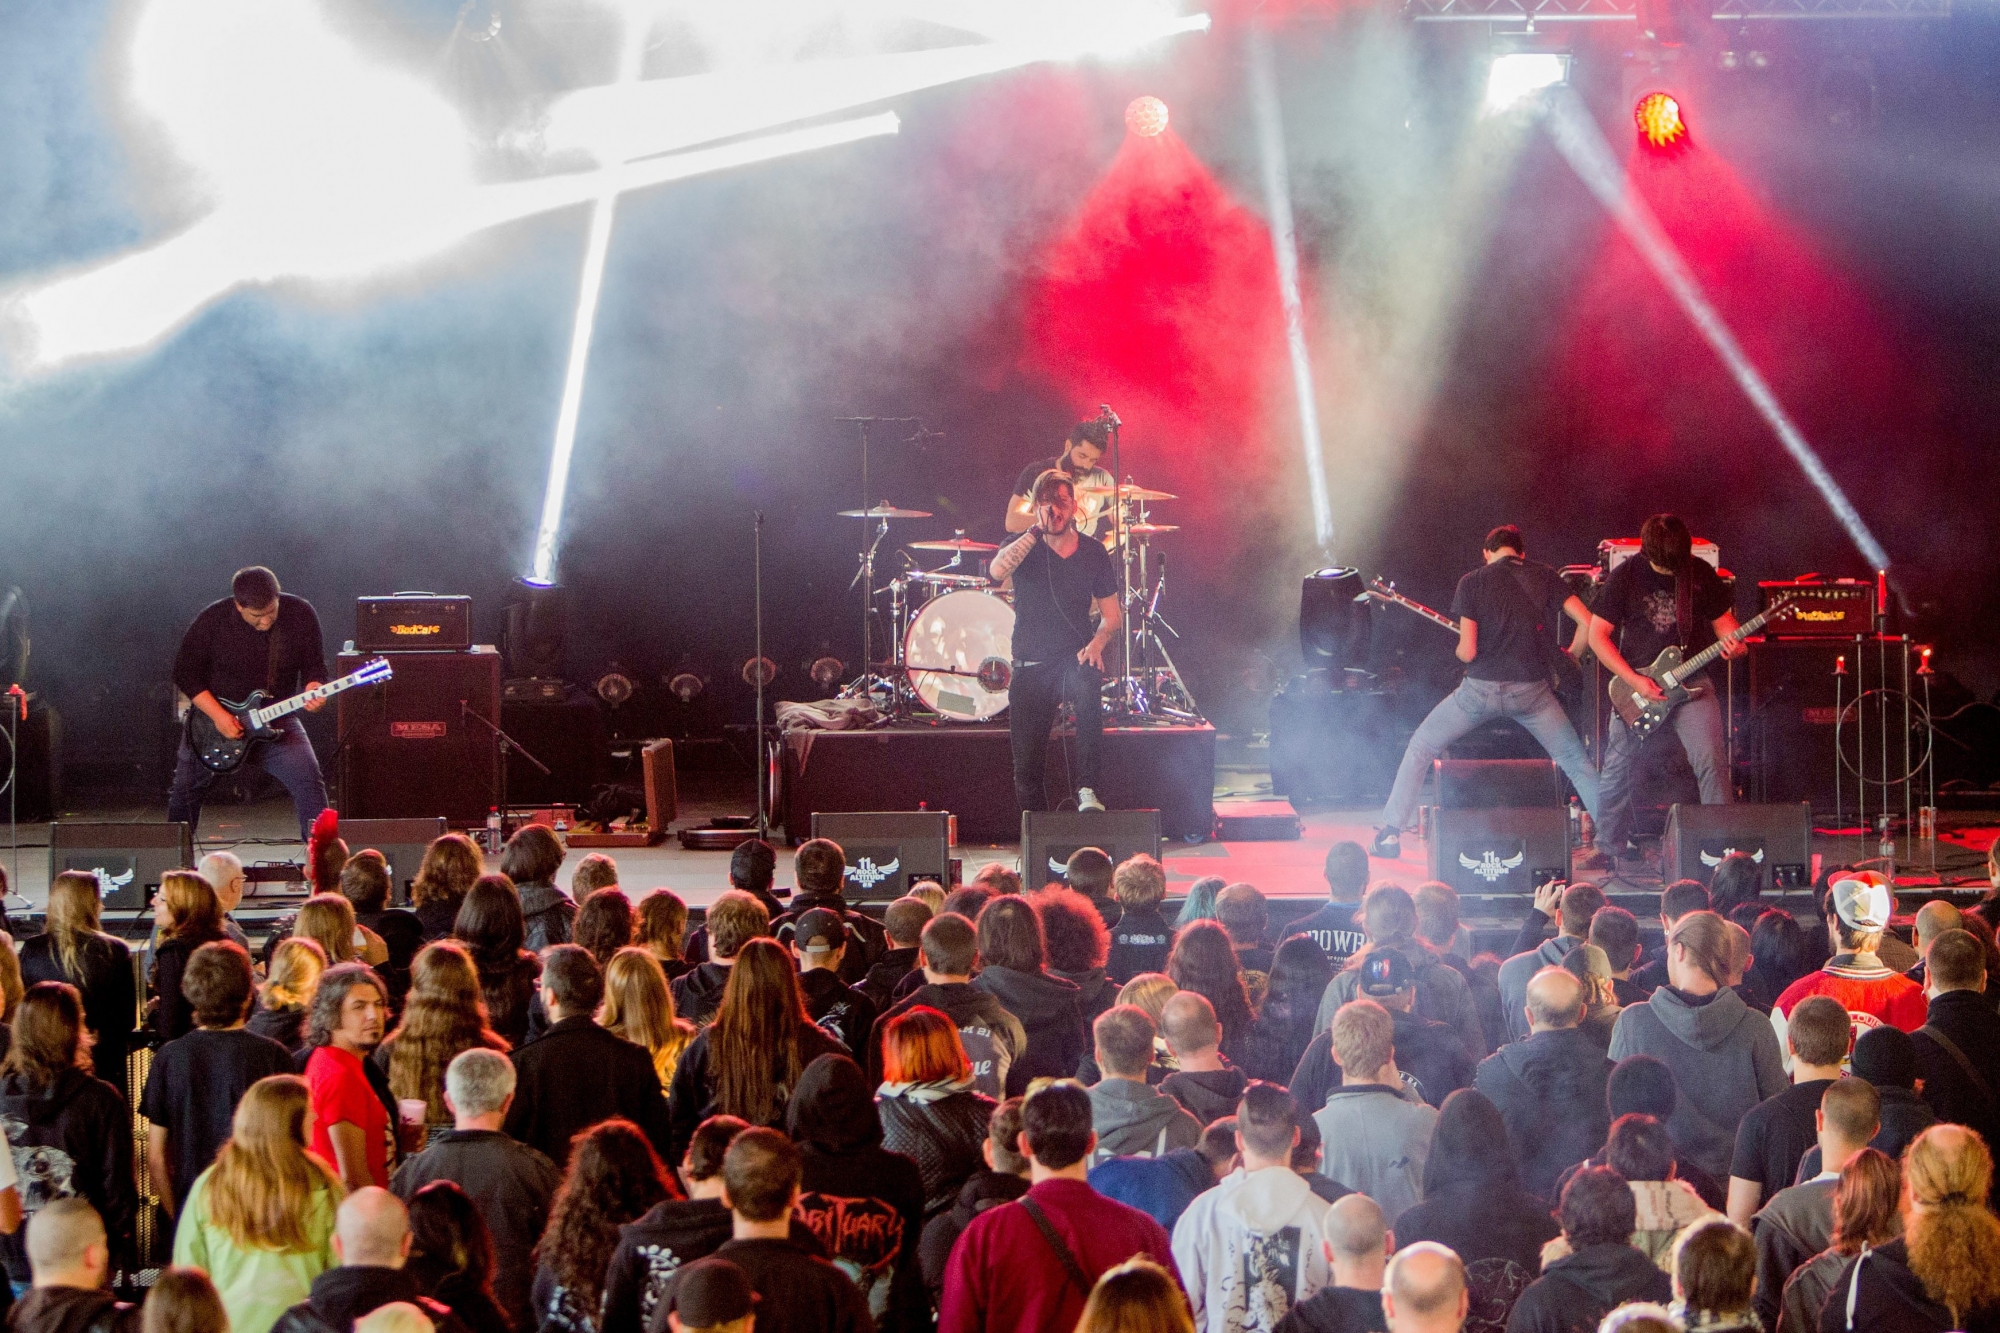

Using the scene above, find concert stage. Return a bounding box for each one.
[780,723,1218,843]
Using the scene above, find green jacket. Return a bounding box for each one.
[172,1168,340,1333]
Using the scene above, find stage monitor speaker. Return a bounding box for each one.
[337,648,501,825]
[1268,682,1400,803]
[48,821,192,912]
[809,812,951,901]
[339,816,448,905]
[500,690,607,805]
[1022,810,1162,891]
[1435,759,1561,810]
[1662,802,1813,889]
[1425,806,1569,897]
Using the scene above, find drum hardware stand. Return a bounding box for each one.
[459,700,549,847]
[833,415,931,710]
[1832,630,1936,876]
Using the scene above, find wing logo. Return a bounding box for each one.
[1459,849,1526,883]
[91,868,134,900]
[844,857,901,890]
[1049,857,1068,877]
[1700,846,1765,867]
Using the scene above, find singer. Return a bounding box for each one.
[1003,417,1115,540]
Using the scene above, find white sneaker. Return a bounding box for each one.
[1077,788,1105,813]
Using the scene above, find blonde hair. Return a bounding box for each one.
[46,871,115,983]
[1111,856,1168,910]
[293,894,359,963]
[909,882,947,917]
[158,870,223,941]
[1904,1124,2000,1325]
[0,938,22,1025]
[599,948,693,1088]
[1075,1258,1195,1333]
[264,937,327,1011]
[1331,999,1394,1079]
[205,1076,345,1251]
[1115,973,1178,1026]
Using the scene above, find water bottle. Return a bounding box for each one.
[485,806,501,853]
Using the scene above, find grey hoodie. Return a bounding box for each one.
[1498,934,1583,1044]
[1089,1077,1202,1163]
[1312,1083,1438,1225]
[1609,984,1787,1180]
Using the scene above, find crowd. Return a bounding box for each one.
[1,825,1999,1333]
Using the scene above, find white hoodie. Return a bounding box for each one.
[1170,1166,1333,1333]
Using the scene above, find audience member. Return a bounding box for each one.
[651,1257,761,1333]
[945,881,1000,922]
[1158,992,1250,1127]
[1774,1147,1898,1333]
[1669,1219,1758,1333]
[1091,1117,1240,1234]
[142,942,293,1217]
[601,947,696,1090]
[1115,973,1184,1079]
[680,843,779,967]
[1246,936,1336,1086]
[391,1048,561,1327]
[574,886,636,969]
[1609,911,1787,1180]
[877,1006,997,1215]
[252,938,327,1053]
[1910,928,2000,1148]
[970,896,1085,1093]
[600,1114,747,1333]
[304,963,395,1191]
[453,876,542,1050]
[506,945,671,1166]
[1728,995,1850,1225]
[1270,1193,1392,1333]
[1077,1257,1196,1333]
[14,1199,138,1333]
[1381,1243,1467,1333]
[1415,881,1476,963]
[1750,1078,1880,1330]
[1589,1114,1721,1269]
[531,1120,674,1332]
[788,908,879,1057]
[920,1099,1029,1304]
[634,889,694,982]
[1771,872,1927,1055]
[288,892,383,969]
[1177,876,1227,931]
[141,1266,229,1333]
[770,839,889,986]
[939,1082,1178,1333]
[1217,883,1275,976]
[859,897,931,1009]
[666,939,846,1161]
[409,834,483,943]
[342,852,425,1001]
[1746,911,1824,1014]
[1504,1169,1670,1333]
[1498,883,1606,1045]
[378,942,509,1150]
[1396,1090,1561,1278]
[1314,999,1439,1224]
[1796,1026,1936,1179]
[499,824,574,952]
[21,871,137,1101]
[1364,950,1476,1107]
[1290,1113,1354,1207]
[1315,886,1485,1065]
[1708,853,1767,923]
[1108,855,1175,982]
[267,1188,466,1333]
[1039,887,1122,1024]
[1590,907,1647,1008]
[1170,921,1260,1069]
[1478,967,1612,1202]
[1089,1006,1201,1162]
[572,852,620,898]
[874,913,1024,1098]
[1173,1083,1331,1333]
[1631,881,1714,994]
[1286,843,1371,970]
[1552,1056,1726,1213]
[0,983,136,1286]
[150,870,231,1042]
[1065,847,1121,930]
[173,1076,342,1333]
[672,891,771,1028]
[402,1182,508,1333]
[1562,945,1623,1049]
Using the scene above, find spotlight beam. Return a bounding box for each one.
[1543,91,1890,572]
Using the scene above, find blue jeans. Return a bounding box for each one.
[1379,677,1600,832]
[167,713,329,842]
[1597,685,1730,850]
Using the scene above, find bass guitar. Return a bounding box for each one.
[1367,577,1590,700]
[1607,599,1795,738]
[1365,578,1459,634]
[186,657,394,773]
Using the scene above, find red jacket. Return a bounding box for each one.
[938,1177,1178,1333]
[1773,957,1927,1050]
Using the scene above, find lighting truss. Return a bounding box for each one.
[1405,0,1944,18]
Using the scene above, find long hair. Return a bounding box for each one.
[454,876,526,973]
[1830,1147,1901,1255]
[46,871,114,982]
[0,939,22,1025]
[710,939,813,1126]
[1422,1089,1524,1196]
[386,943,508,1121]
[1903,1126,2000,1324]
[411,834,483,912]
[1175,876,1225,929]
[1168,921,1256,1039]
[573,889,634,967]
[292,894,359,964]
[634,891,688,963]
[305,963,385,1051]
[1262,936,1335,1037]
[1075,1258,1195,1333]
[537,1120,672,1320]
[263,937,327,1012]
[158,870,224,942]
[1667,911,1734,991]
[205,1075,345,1251]
[599,948,692,1085]
[3,982,82,1091]
[406,1180,499,1305]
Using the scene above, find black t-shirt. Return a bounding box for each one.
[1729,1078,1833,1201]
[172,593,329,704]
[1282,903,1366,970]
[1275,1282,1390,1333]
[1451,557,1570,684]
[1595,557,1733,681]
[1009,536,1118,665]
[140,1026,296,1206]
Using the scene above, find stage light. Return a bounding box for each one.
[667,672,705,703]
[741,657,779,687]
[1484,53,1570,115]
[596,670,635,705]
[1125,96,1169,137]
[809,657,845,687]
[1634,91,1687,149]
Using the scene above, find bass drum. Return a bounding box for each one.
[905,590,1015,722]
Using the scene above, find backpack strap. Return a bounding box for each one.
[1919,1023,1998,1108]
[1018,1195,1096,1296]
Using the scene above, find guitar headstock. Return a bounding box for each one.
[1366,577,1398,601]
[354,657,395,685]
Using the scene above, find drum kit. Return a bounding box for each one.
[834,482,1200,725]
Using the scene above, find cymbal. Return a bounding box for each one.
[1076,484,1177,502]
[908,538,1000,553]
[1123,523,1180,536]
[838,505,933,519]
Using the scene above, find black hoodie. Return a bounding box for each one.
[773,894,888,986]
[873,981,1027,1099]
[1159,1064,1250,1128]
[918,1170,1029,1305]
[0,1069,137,1282]
[669,961,733,1027]
[1051,967,1121,1026]
[1815,1238,2000,1333]
[859,946,922,1009]
[600,1197,733,1333]
[4,1286,131,1333]
[1505,1242,1672,1333]
[1393,1100,1560,1277]
[799,966,880,1057]
[1473,1027,1612,1203]
[970,965,1084,1095]
[786,1054,927,1333]
[1107,906,1173,983]
[269,1267,468,1333]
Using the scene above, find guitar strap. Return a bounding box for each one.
[1500,559,1565,690]
[265,609,283,698]
[1675,561,1695,652]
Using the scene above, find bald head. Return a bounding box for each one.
[355,1304,436,1333]
[1916,901,1964,951]
[335,1187,411,1269]
[1525,967,1585,1031]
[26,1198,106,1284]
[1384,1242,1467,1332]
[1326,1193,1388,1261]
[198,850,245,911]
[1160,990,1220,1056]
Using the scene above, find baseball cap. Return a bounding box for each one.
[666,1257,758,1325]
[794,907,848,955]
[1830,870,1893,933]
[1359,949,1415,997]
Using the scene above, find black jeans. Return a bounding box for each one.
[1009,658,1104,811]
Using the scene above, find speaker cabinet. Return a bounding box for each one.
[1662,802,1813,889]
[1022,810,1162,891]
[809,812,951,901]
[1268,682,1401,803]
[339,816,448,905]
[499,689,607,806]
[48,821,192,912]
[337,648,501,824]
[1425,806,1570,897]
[1434,759,1562,810]
[1749,641,1844,809]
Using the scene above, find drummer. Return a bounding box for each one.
[1005,420,1115,541]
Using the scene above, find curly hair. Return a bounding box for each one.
[1167,920,1255,1046]
[385,943,508,1122]
[305,963,386,1050]
[573,888,634,967]
[536,1120,673,1320]
[411,833,483,913]
[1904,1125,2000,1325]
[1034,886,1110,972]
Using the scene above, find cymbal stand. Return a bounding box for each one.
[1119,532,1201,722]
[833,415,921,709]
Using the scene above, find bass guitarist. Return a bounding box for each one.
[1588,514,1744,870]
[168,565,330,841]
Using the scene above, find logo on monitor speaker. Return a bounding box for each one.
[843,855,902,892]
[1459,846,1526,883]
[63,856,135,900]
[1700,843,1765,867]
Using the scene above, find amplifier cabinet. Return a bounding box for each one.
[337,648,500,824]
[49,821,192,911]
[810,813,951,901]
[356,596,472,652]
[1759,581,1873,639]
[1022,811,1162,893]
[1662,802,1813,889]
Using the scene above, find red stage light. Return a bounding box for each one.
[1125,96,1169,138]
[1634,91,1687,149]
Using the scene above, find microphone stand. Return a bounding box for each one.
[754,510,768,839]
[460,700,550,846]
[1101,404,1134,717]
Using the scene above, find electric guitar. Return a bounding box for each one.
[1607,599,1795,738]
[186,657,393,773]
[1366,579,1459,634]
[1368,577,1590,699]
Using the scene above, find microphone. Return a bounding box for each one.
[904,424,946,445]
[1098,403,1121,429]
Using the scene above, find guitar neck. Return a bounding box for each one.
[1673,605,1779,679]
[1370,585,1458,633]
[247,668,380,727]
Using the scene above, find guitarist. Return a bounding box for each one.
[1371,526,1604,863]
[167,566,330,841]
[1587,514,1745,869]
